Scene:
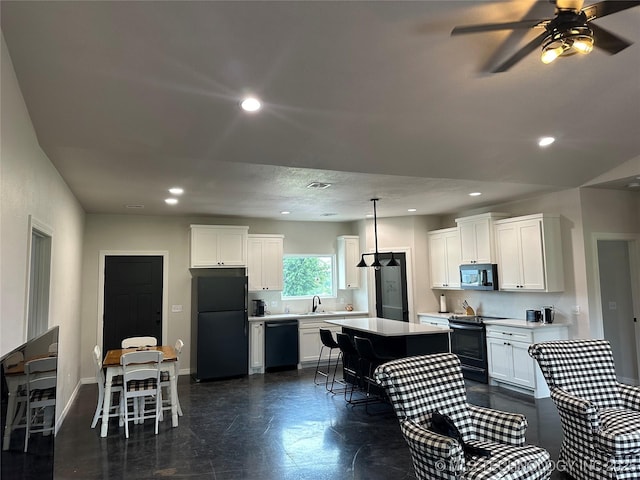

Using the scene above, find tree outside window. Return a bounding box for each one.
[282,255,334,298]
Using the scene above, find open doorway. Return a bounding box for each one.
[596,237,639,385]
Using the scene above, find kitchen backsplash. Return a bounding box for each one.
[248,289,357,315]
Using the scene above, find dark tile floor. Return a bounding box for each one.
[49,368,568,479]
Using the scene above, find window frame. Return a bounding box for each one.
[281,253,337,300]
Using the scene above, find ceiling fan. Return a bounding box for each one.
[451,0,640,72]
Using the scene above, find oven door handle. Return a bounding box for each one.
[449,322,484,332]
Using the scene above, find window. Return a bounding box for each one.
[282,255,335,298]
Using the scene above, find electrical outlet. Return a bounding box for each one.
[271,301,278,307]
[608,301,617,310]
[572,305,580,315]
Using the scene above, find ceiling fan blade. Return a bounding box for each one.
[582,0,640,21]
[451,19,547,36]
[590,23,633,54]
[491,31,548,73]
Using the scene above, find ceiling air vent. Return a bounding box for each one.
[321,213,338,217]
[306,182,331,190]
[125,204,145,209]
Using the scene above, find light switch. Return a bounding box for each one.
[171,304,183,313]
[608,301,617,310]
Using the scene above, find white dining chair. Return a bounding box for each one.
[160,339,184,417]
[23,356,57,452]
[91,345,124,429]
[48,342,58,355]
[2,351,28,440]
[121,336,157,349]
[120,350,163,438]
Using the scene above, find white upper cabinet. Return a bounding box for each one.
[190,225,249,268]
[247,234,284,291]
[494,213,564,292]
[455,213,509,264]
[428,228,461,289]
[337,235,360,289]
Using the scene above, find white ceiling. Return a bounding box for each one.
[2,0,639,221]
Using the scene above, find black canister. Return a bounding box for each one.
[526,309,542,322]
[253,299,266,317]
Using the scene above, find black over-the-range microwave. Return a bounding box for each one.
[459,263,499,290]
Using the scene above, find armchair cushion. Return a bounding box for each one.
[619,382,640,410]
[597,408,640,456]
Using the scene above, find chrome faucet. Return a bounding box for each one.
[312,295,322,313]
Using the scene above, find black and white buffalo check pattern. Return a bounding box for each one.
[529,339,640,480]
[374,354,551,480]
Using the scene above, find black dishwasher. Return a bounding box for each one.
[265,320,299,371]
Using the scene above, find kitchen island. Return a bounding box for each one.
[325,317,451,358]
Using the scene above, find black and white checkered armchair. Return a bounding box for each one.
[529,339,640,480]
[374,353,551,480]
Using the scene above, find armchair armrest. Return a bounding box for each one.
[618,382,640,410]
[400,419,465,476]
[468,404,527,446]
[551,388,600,430]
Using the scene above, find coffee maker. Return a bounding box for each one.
[542,306,555,324]
[253,299,266,317]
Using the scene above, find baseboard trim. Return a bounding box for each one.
[55,380,82,434]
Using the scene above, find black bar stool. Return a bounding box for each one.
[314,329,343,392]
[353,336,394,412]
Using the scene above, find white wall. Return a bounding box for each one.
[1,33,86,423]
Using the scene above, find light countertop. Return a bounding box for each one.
[484,319,568,329]
[249,310,369,322]
[417,312,454,319]
[325,317,451,337]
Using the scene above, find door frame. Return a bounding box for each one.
[97,250,169,351]
[366,246,415,322]
[590,233,640,383]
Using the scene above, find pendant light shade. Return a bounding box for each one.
[356,198,400,269]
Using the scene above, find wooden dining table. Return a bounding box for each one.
[100,345,179,437]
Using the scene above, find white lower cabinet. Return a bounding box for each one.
[249,321,265,374]
[298,320,343,364]
[486,322,567,398]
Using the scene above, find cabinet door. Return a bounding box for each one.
[299,325,322,363]
[250,322,264,369]
[444,231,461,288]
[247,238,265,291]
[262,237,284,290]
[191,228,220,267]
[338,236,360,289]
[218,229,247,265]
[518,220,545,291]
[429,234,447,287]
[511,341,536,388]
[495,223,521,289]
[459,222,479,264]
[487,337,511,382]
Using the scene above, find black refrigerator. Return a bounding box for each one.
[191,269,248,381]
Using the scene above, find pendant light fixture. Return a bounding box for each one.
[356,198,399,269]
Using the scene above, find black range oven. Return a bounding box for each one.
[448,315,506,384]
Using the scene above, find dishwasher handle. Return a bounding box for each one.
[266,320,299,328]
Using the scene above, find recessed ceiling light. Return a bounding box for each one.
[241,97,261,112]
[306,182,332,189]
[165,198,178,205]
[469,192,482,197]
[168,187,184,195]
[280,211,290,215]
[628,182,640,188]
[538,136,555,147]
[365,214,374,218]
[408,208,417,212]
